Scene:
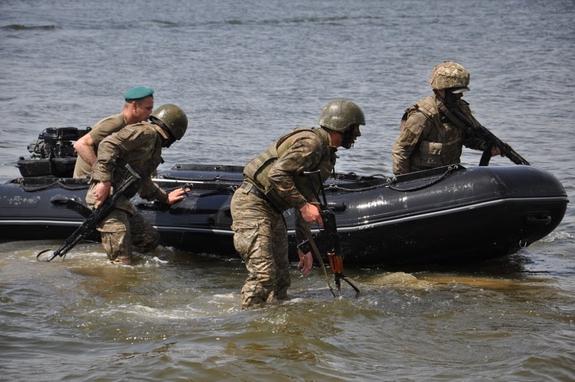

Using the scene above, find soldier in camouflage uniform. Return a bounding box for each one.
[73,86,155,178]
[86,104,189,265]
[231,99,365,308]
[391,61,500,175]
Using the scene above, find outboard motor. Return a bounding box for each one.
[17,127,90,178]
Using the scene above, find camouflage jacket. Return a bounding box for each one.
[391,95,489,175]
[73,113,127,178]
[243,127,336,211]
[243,127,337,245]
[87,121,168,212]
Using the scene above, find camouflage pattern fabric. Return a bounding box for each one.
[233,128,337,308]
[243,128,335,211]
[430,61,470,90]
[90,121,169,210]
[86,121,170,263]
[73,113,126,179]
[231,186,290,308]
[391,95,489,175]
[97,208,160,263]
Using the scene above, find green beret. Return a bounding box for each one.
[124,86,154,101]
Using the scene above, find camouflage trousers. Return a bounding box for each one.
[96,208,160,263]
[86,182,159,263]
[230,183,290,309]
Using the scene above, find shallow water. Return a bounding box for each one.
[1,0,574,381]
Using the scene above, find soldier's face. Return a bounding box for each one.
[341,125,361,149]
[134,97,154,122]
[161,135,175,148]
[443,91,463,106]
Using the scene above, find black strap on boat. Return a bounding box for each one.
[49,195,92,218]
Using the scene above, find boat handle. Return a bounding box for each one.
[327,202,346,212]
[525,214,552,226]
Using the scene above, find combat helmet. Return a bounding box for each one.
[150,104,188,140]
[319,99,365,133]
[430,61,470,91]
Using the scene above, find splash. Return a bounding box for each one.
[366,272,433,290]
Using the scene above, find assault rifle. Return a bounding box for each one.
[319,207,360,296]
[476,125,530,166]
[36,165,141,262]
[441,104,530,166]
[300,171,360,297]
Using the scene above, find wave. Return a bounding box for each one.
[222,15,381,26]
[147,19,180,27]
[1,15,381,33]
[1,24,57,31]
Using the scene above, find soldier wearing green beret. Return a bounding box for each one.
[86,104,189,265]
[391,62,500,175]
[73,86,155,178]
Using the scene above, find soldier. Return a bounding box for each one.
[86,104,188,265]
[73,86,155,178]
[230,99,365,308]
[391,61,500,175]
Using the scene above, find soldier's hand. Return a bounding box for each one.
[93,181,111,208]
[167,187,187,205]
[298,250,313,276]
[299,202,323,226]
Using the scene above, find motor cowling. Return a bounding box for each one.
[18,127,90,178]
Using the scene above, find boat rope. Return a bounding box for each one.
[324,165,461,193]
[13,178,89,192]
[158,174,241,183]
[387,164,460,192]
[153,176,241,190]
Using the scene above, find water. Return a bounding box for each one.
[1,0,574,380]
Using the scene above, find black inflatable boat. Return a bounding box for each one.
[0,156,568,265]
